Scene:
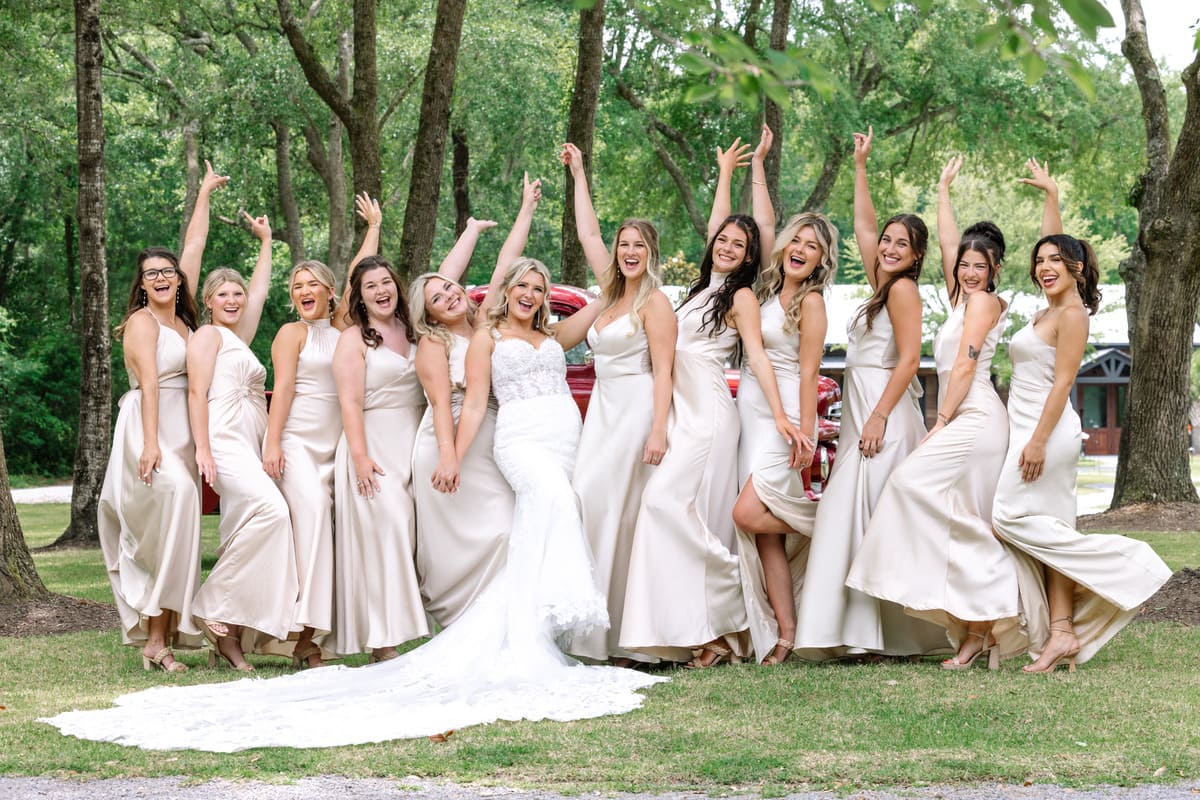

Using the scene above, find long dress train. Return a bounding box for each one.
[190,326,299,654]
[98,312,203,650]
[793,303,948,660]
[992,323,1171,665]
[735,295,815,661]
[43,330,665,751]
[620,271,750,661]
[570,314,660,663]
[846,302,1024,657]
[413,333,512,627]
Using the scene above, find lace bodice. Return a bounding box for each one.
[490,333,571,405]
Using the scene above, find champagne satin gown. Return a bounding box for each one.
[275,319,340,647]
[620,272,750,661]
[99,312,203,649]
[570,313,660,663]
[333,343,429,655]
[191,326,300,651]
[993,322,1172,664]
[794,303,947,660]
[846,301,1024,656]
[413,333,513,627]
[735,295,816,661]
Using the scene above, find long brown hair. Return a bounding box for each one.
[114,247,200,338]
[853,213,927,331]
[1030,234,1102,315]
[680,214,761,337]
[345,255,415,347]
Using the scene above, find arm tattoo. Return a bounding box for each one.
[968,344,980,360]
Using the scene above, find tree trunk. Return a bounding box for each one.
[1112,0,1200,507]
[763,0,789,212]
[177,120,200,255]
[0,422,48,605]
[452,124,471,239]
[560,0,605,288]
[56,0,110,547]
[803,139,850,212]
[396,0,468,282]
[272,120,306,264]
[63,211,77,327]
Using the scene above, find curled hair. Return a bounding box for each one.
[758,212,839,335]
[486,258,555,338]
[853,213,928,331]
[950,221,1006,304]
[600,219,663,335]
[1029,234,1102,315]
[679,214,761,337]
[199,268,247,325]
[289,259,339,318]
[409,271,478,356]
[345,255,415,347]
[115,246,200,338]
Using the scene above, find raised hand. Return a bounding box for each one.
[939,154,964,189]
[1018,158,1057,195]
[716,137,753,175]
[241,209,271,242]
[467,217,498,233]
[200,160,229,196]
[560,142,585,177]
[355,192,382,228]
[752,124,774,162]
[522,171,543,209]
[852,126,874,167]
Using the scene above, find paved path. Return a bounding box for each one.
[10,484,73,504]
[2,776,1199,800]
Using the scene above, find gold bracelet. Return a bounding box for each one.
[937,412,950,424]
[752,180,766,186]
[870,410,887,423]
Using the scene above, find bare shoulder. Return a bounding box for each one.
[799,290,826,313]
[885,277,920,304]
[123,309,159,341]
[273,320,308,347]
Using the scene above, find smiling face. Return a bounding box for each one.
[291,269,333,321]
[712,223,749,274]
[615,226,649,280]
[1033,242,1072,300]
[877,222,918,275]
[504,269,547,324]
[360,266,398,322]
[783,226,824,283]
[955,247,994,296]
[207,280,246,327]
[423,277,469,325]
[141,256,180,309]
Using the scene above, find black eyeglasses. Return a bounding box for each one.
[141,267,178,280]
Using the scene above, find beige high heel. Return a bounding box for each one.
[942,630,999,671]
[291,643,323,670]
[685,642,734,669]
[1023,617,1079,674]
[760,638,795,666]
[202,620,255,673]
[142,647,188,673]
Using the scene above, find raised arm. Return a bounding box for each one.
[707,137,752,243]
[334,193,382,328]
[435,217,498,284]
[453,327,495,463]
[554,297,605,351]
[333,329,384,499]
[857,278,921,458]
[936,155,964,299]
[477,173,541,318]
[185,326,221,486]
[1019,159,1063,237]
[179,160,229,291]
[561,142,612,283]
[924,291,1003,443]
[852,127,881,290]
[731,287,805,459]
[262,323,306,479]
[415,337,460,494]
[750,125,776,267]
[1019,305,1088,482]
[641,291,677,466]
[235,210,274,343]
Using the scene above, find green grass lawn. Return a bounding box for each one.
[3,503,1198,792]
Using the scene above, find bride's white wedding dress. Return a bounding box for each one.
[44,333,666,752]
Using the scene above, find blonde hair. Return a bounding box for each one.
[486,258,555,337]
[289,260,339,318]
[758,212,839,335]
[200,268,247,324]
[600,219,663,334]
[409,271,477,355]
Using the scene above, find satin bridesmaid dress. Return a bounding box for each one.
[846,301,1024,657]
[793,303,948,660]
[734,295,815,662]
[99,311,203,649]
[570,313,660,663]
[192,325,300,652]
[333,343,429,655]
[275,318,340,649]
[413,333,513,627]
[993,322,1171,665]
[620,272,749,661]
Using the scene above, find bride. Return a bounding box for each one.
[44,189,666,753]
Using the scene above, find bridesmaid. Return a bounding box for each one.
[620,137,802,667]
[332,255,428,661]
[188,211,297,672]
[261,193,384,668]
[846,153,1018,669]
[793,127,947,661]
[732,130,838,665]
[993,165,1171,672]
[410,205,525,627]
[560,142,677,667]
[97,164,225,672]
